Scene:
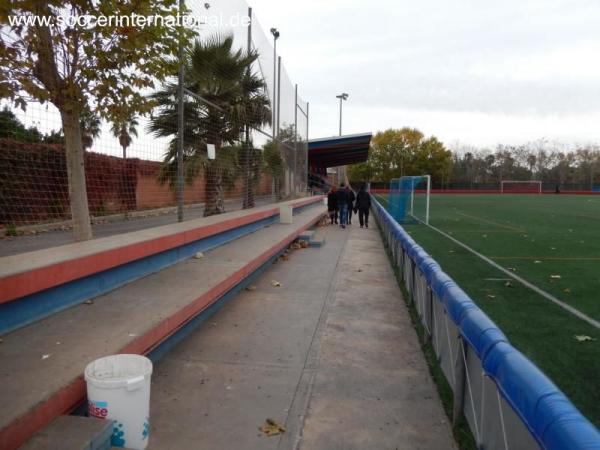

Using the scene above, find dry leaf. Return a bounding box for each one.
[84,299,94,305]
[260,419,286,436]
[574,335,595,343]
[271,280,281,287]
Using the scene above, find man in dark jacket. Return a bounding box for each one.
[327,186,338,224]
[336,183,349,228]
[355,184,371,228]
[346,186,356,225]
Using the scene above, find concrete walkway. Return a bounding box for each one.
[0,196,276,257]
[149,222,454,449]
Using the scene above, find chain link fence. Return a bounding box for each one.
[0,1,309,234]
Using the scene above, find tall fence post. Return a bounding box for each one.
[294,83,298,197]
[306,102,309,193]
[176,0,185,222]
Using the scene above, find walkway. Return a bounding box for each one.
[149,222,454,449]
[0,196,276,257]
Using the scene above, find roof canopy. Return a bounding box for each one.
[308,132,372,168]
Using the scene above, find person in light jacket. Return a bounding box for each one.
[336,183,349,228]
[355,184,371,228]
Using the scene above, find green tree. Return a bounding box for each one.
[0,107,44,142]
[0,1,189,240]
[237,70,271,208]
[348,127,452,184]
[150,35,267,216]
[111,115,139,158]
[262,139,283,199]
[80,107,101,150]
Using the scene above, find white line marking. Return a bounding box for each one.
[423,221,600,330]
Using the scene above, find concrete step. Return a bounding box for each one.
[0,204,327,450]
[20,416,112,450]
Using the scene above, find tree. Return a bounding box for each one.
[348,127,452,185]
[80,107,101,150]
[111,115,139,158]
[150,34,266,216]
[0,1,189,240]
[237,69,271,208]
[0,106,64,143]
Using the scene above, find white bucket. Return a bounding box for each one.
[85,354,153,449]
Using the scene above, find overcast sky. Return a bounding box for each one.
[246,0,600,148]
[9,0,600,157]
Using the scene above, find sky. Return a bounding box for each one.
[245,0,600,148]
[8,0,600,157]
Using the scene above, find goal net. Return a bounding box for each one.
[388,175,431,224]
[500,180,542,194]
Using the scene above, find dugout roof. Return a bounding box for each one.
[308,132,372,168]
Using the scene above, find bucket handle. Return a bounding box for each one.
[126,375,146,391]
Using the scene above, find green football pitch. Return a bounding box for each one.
[373,192,600,427]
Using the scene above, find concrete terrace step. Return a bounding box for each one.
[0,197,322,335]
[0,204,326,450]
[20,416,112,450]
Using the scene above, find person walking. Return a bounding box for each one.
[355,184,371,228]
[336,183,349,229]
[327,186,338,225]
[346,186,356,225]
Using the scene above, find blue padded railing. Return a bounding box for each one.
[372,195,600,450]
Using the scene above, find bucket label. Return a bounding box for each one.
[88,400,109,419]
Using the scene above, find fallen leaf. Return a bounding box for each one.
[260,419,286,436]
[84,299,94,305]
[574,335,596,343]
[271,280,281,287]
[281,255,289,261]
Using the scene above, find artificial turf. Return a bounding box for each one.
[374,193,600,427]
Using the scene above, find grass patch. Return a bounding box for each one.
[374,193,600,427]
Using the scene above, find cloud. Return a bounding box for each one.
[246,0,600,146]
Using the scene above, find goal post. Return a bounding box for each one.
[389,175,431,224]
[500,180,542,194]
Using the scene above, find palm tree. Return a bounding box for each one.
[149,34,270,216]
[80,107,101,150]
[111,116,139,158]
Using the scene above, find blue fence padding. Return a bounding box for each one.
[459,309,508,360]
[371,195,600,450]
[417,257,441,283]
